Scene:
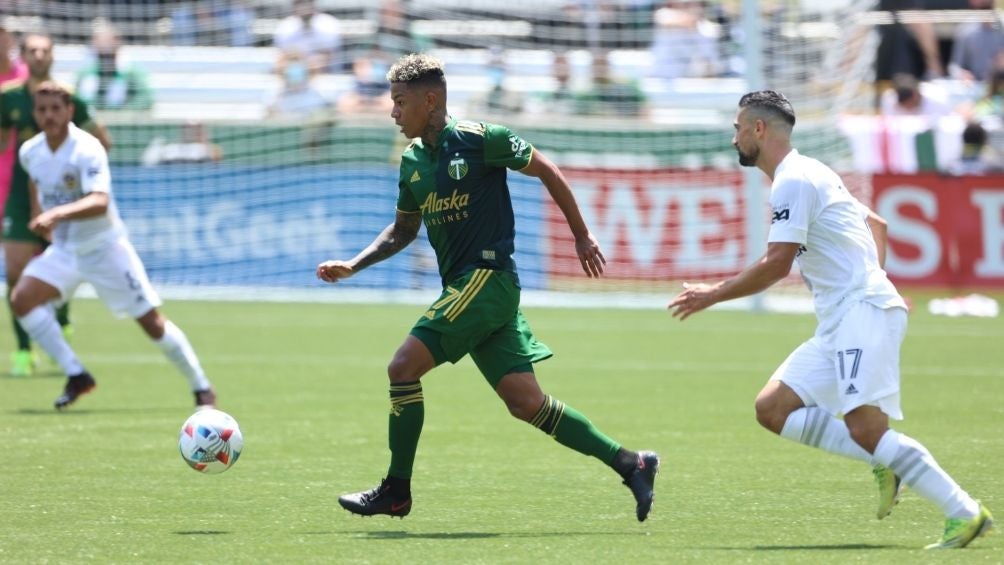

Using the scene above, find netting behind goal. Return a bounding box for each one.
[4,1,881,309]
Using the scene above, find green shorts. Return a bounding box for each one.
[3,176,44,244]
[410,268,552,388]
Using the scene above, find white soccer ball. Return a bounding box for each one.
[178,408,244,474]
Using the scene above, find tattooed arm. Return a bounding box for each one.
[316,210,422,282]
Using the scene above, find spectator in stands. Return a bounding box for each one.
[367,0,431,58]
[74,22,153,111]
[948,122,1004,174]
[649,0,722,80]
[141,121,224,166]
[266,49,332,119]
[575,50,648,117]
[949,0,1004,83]
[966,67,1004,126]
[0,26,29,244]
[467,48,524,117]
[528,51,576,116]
[171,1,255,46]
[880,73,953,118]
[273,0,342,74]
[337,53,394,116]
[874,0,947,106]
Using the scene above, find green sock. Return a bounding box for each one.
[55,302,71,327]
[7,289,30,350]
[387,381,424,480]
[530,395,621,465]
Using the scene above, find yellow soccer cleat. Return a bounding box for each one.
[873,464,902,520]
[925,503,993,549]
[10,349,35,377]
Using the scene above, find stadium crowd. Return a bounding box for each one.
[0,1,1001,171]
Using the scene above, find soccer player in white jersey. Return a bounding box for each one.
[9,82,216,410]
[668,90,992,549]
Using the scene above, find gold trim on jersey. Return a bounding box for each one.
[444,268,492,321]
[455,121,485,136]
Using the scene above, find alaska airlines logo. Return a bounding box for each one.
[448,155,468,180]
[420,189,470,214]
[771,208,789,223]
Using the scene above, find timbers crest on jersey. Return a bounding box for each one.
[448,154,468,180]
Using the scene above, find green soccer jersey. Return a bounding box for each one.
[397,118,533,285]
[1,81,95,191]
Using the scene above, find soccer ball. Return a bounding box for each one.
[178,408,244,474]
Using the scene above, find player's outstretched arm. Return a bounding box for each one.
[668,242,800,320]
[317,210,421,283]
[519,149,605,277]
[30,191,110,236]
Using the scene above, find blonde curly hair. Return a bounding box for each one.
[387,53,446,87]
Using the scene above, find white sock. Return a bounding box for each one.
[872,429,979,519]
[18,306,84,376]
[154,320,211,392]
[780,406,872,463]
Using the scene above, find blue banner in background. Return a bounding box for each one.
[112,164,547,291]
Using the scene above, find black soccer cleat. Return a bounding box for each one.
[54,372,97,410]
[623,450,660,522]
[338,479,412,518]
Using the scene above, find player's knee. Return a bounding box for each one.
[845,420,885,453]
[386,355,422,384]
[9,286,36,318]
[503,395,539,422]
[753,396,787,434]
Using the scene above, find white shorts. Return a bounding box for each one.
[769,301,908,420]
[23,237,162,319]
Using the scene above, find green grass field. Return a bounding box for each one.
[1,297,1001,564]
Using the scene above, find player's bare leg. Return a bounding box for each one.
[136,308,215,407]
[10,275,92,408]
[757,380,901,517]
[5,241,40,376]
[338,336,434,518]
[496,371,660,522]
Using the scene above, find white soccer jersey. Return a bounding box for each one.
[19,123,125,254]
[767,150,906,332]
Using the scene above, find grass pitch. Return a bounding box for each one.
[1,297,1001,564]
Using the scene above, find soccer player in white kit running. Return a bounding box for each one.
[668,90,992,549]
[9,82,216,410]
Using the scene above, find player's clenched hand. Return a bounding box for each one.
[668,282,717,320]
[575,232,606,278]
[316,260,355,283]
[29,211,58,240]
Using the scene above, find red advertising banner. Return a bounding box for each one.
[873,174,1004,287]
[551,169,748,281]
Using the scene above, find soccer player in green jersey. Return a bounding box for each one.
[0,33,111,377]
[317,53,659,521]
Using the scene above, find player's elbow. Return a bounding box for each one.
[762,256,793,283]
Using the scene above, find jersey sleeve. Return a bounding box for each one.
[483,123,533,170]
[79,141,111,195]
[396,175,419,213]
[767,177,814,245]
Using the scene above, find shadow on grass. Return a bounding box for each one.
[714,544,900,551]
[339,531,649,540]
[174,531,231,536]
[12,406,186,416]
[2,369,63,380]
